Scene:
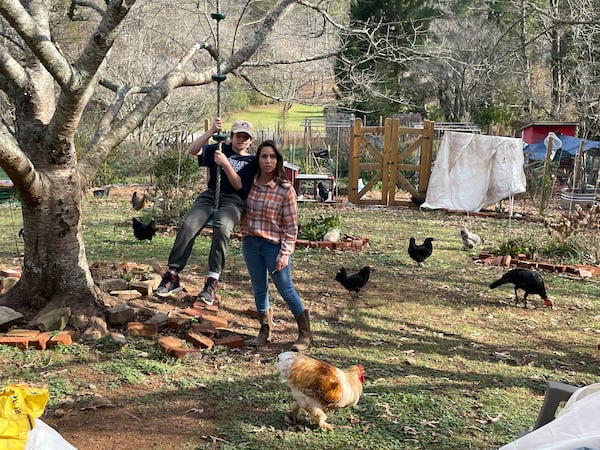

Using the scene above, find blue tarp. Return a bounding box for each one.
[524,134,600,161]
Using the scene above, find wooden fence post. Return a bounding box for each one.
[349,118,362,203]
[419,120,434,194]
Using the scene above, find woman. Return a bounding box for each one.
[241,140,312,351]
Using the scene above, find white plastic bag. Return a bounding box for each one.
[25,419,77,450]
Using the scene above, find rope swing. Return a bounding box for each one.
[211,1,228,211]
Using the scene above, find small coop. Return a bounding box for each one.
[294,174,335,202]
[520,122,578,145]
[284,161,335,202]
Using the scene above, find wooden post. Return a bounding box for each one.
[539,138,554,214]
[419,120,434,194]
[349,118,362,203]
[572,141,585,191]
[387,118,400,205]
[381,118,392,205]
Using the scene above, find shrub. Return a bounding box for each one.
[148,149,203,224]
[300,213,341,240]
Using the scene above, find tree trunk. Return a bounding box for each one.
[1,166,103,326]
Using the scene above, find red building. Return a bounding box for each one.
[520,122,578,144]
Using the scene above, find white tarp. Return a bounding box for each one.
[421,132,526,212]
[499,383,600,450]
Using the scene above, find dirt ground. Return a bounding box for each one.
[39,185,317,449]
[38,185,574,449]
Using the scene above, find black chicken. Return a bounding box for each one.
[335,266,371,295]
[131,191,146,211]
[132,217,156,241]
[408,237,434,266]
[489,268,553,308]
[317,182,329,202]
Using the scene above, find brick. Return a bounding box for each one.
[517,260,533,268]
[0,335,30,349]
[6,329,40,338]
[145,313,169,331]
[127,321,158,337]
[199,313,228,329]
[109,289,142,300]
[118,262,138,272]
[245,307,259,320]
[185,330,214,349]
[96,278,128,293]
[34,332,51,350]
[171,347,202,359]
[502,255,512,267]
[129,280,154,297]
[190,321,216,338]
[214,334,244,349]
[192,302,219,313]
[48,330,76,348]
[1,277,19,293]
[168,316,190,330]
[0,268,21,278]
[182,307,204,318]
[157,336,185,355]
[565,265,579,274]
[106,304,135,325]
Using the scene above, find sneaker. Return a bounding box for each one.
[154,269,182,297]
[199,277,218,305]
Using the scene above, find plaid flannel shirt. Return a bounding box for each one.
[241,178,298,256]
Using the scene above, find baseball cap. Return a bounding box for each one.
[231,120,255,139]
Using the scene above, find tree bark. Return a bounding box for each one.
[1,161,102,324]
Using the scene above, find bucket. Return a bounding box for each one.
[559,187,598,209]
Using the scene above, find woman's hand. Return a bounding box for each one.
[275,254,289,273]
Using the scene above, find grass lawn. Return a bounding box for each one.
[1,193,599,449]
[226,103,325,133]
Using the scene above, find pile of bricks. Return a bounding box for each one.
[203,229,370,252]
[477,252,599,278]
[120,300,247,359]
[0,329,76,349]
[1,266,252,358]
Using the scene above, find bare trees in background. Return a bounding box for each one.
[0,0,349,325]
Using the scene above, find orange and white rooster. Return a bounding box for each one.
[277,351,365,431]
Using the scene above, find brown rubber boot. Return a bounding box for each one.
[291,310,312,351]
[249,309,272,347]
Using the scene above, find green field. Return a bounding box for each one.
[226,103,324,133]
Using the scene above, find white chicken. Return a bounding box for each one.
[460,227,484,249]
[277,351,364,431]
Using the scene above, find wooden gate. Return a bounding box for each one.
[348,118,434,206]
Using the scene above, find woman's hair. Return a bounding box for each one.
[256,140,288,185]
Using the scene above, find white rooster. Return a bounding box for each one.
[460,227,484,249]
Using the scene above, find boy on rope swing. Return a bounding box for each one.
[155,117,257,304]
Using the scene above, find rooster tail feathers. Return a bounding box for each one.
[489,278,506,289]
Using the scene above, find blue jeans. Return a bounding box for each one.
[242,236,305,319]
